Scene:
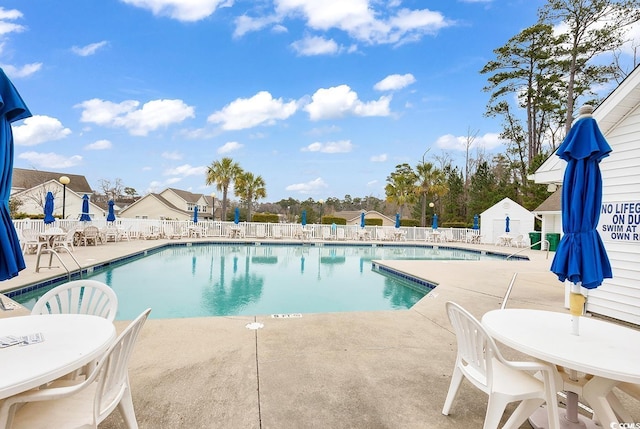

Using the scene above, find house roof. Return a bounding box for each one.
[532,64,640,184]
[11,168,93,194]
[166,188,205,204]
[533,188,561,213]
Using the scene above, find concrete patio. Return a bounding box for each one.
[1,238,638,428]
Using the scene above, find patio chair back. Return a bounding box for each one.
[31,280,119,322]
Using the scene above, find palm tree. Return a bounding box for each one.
[415,161,448,227]
[205,157,243,221]
[234,171,267,222]
[384,163,417,217]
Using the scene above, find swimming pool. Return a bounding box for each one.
[13,243,512,320]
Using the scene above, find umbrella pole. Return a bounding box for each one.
[569,283,585,336]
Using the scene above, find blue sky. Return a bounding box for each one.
[2,0,636,202]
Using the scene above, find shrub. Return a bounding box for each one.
[252,213,280,223]
[321,216,347,225]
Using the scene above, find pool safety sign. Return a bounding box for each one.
[600,201,640,242]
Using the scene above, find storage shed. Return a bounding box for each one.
[480,197,534,245]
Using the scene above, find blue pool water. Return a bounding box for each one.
[14,243,508,320]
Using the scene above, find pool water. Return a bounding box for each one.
[15,244,502,320]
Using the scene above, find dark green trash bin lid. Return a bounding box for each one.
[545,233,561,251]
[529,232,541,250]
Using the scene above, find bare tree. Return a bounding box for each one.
[98,178,124,200]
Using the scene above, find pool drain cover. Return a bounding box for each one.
[245,322,264,330]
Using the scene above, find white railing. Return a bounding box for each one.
[11,218,495,245]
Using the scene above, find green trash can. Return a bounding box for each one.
[546,233,561,251]
[529,232,541,250]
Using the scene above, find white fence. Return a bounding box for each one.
[12,218,485,244]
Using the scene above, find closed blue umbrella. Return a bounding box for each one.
[79,194,91,221]
[360,212,365,228]
[234,207,240,224]
[301,210,307,227]
[395,213,400,228]
[432,214,438,230]
[473,214,479,230]
[0,69,31,281]
[43,191,55,224]
[505,216,510,233]
[193,205,198,223]
[551,107,612,325]
[107,200,116,222]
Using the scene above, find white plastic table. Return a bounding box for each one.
[482,309,640,427]
[0,314,116,399]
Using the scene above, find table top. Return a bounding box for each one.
[0,314,116,399]
[482,309,640,384]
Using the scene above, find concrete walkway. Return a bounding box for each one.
[2,239,638,428]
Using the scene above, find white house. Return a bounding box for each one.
[118,188,213,221]
[480,197,534,245]
[531,66,640,325]
[10,169,104,220]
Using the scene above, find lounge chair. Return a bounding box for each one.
[376,228,388,241]
[272,226,282,239]
[256,224,266,238]
[322,227,332,240]
[336,228,345,240]
[81,226,101,246]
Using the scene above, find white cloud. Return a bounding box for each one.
[370,153,387,162]
[147,177,182,194]
[285,177,328,194]
[304,84,391,120]
[85,139,112,150]
[374,73,416,91]
[163,164,207,177]
[162,151,182,160]
[291,35,339,56]
[218,141,243,153]
[302,140,353,153]
[12,115,72,146]
[71,41,108,56]
[0,7,25,36]
[234,14,280,38]
[207,91,298,130]
[266,0,452,45]
[0,63,42,78]
[77,98,195,136]
[18,151,82,169]
[121,0,233,22]
[435,132,505,151]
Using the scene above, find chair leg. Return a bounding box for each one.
[483,394,511,429]
[501,398,545,429]
[117,383,139,429]
[442,366,464,415]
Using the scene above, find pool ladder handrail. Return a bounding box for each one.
[505,239,550,260]
[35,246,83,282]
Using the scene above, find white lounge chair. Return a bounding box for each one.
[376,228,388,241]
[336,228,346,240]
[442,301,559,429]
[322,227,332,240]
[272,226,282,239]
[256,224,266,238]
[0,309,151,429]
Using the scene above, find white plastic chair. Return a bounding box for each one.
[31,280,118,322]
[19,228,48,255]
[53,228,76,253]
[0,308,151,429]
[442,302,560,429]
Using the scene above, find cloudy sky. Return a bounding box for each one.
[2,1,637,201]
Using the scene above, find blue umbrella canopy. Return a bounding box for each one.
[395,213,400,228]
[43,191,55,224]
[234,207,240,224]
[432,214,438,230]
[505,216,510,233]
[473,214,479,230]
[0,68,31,281]
[193,205,198,223]
[301,210,307,226]
[106,200,116,222]
[79,194,91,221]
[551,108,612,291]
[360,212,365,228]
